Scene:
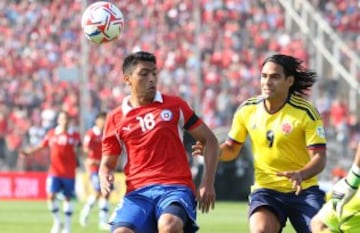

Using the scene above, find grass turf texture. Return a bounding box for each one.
[0,200,296,233]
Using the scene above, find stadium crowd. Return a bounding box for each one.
[0,0,356,171]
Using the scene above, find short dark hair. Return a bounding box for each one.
[122,51,156,74]
[262,54,317,97]
[95,111,107,119]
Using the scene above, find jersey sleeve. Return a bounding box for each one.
[102,111,122,156]
[178,97,202,130]
[304,118,327,150]
[228,106,247,143]
[40,131,50,147]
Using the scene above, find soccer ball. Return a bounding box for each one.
[81,1,124,44]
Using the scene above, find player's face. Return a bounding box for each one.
[57,112,70,128]
[96,117,106,130]
[260,62,294,101]
[125,61,157,102]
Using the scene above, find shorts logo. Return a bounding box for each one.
[160,110,172,121]
[281,122,293,134]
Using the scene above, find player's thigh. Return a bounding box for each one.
[249,207,281,233]
[46,176,61,195]
[109,193,156,233]
[248,189,286,233]
[61,178,75,199]
[156,185,199,233]
[310,212,329,233]
[287,186,324,233]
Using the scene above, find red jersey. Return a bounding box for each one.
[83,126,102,173]
[102,92,202,193]
[40,127,81,178]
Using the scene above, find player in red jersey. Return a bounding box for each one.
[22,111,81,233]
[99,51,219,233]
[79,112,111,230]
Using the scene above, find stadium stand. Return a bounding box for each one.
[0,0,354,188]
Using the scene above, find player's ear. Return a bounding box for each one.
[287,75,294,87]
[124,74,131,85]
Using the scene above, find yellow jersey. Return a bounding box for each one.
[319,191,360,233]
[228,94,326,192]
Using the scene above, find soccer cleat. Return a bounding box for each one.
[50,222,62,233]
[98,222,110,231]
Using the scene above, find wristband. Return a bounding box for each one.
[346,164,360,188]
[351,163,360,175]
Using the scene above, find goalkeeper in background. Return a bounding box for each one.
[311,143,360,233]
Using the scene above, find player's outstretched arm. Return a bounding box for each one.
[219,140,243,162]
[20,144,44,157]
[192,139,243,161]
[99,155,118,197]
[188,123,219,213]
[332,143,360,217]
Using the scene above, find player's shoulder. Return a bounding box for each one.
[160,94,190,108]
[161,93,184,103]
[238,96,263,110]
[107,105,124,119]
[287,94,321,121]
[85,128,94,136]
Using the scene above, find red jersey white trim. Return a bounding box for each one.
[41,128,80,178]
[102,92,202,193]
[83,126,103,173]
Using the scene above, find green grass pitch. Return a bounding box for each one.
[0,200,296,232]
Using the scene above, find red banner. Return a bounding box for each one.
[0,172,47,200]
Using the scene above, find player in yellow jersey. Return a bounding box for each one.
[311,143,360,233]
[193,54,327,233]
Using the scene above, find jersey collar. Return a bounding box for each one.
[92,126,102,135]
[122,91,163,115]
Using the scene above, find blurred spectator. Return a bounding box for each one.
[331,165,347,183]
[21,118,49,171]
[0,107,8,164]
[5,126,24,170]
[0,0,327,171]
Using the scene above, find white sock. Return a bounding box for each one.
[98,198,109,225]
[47,200,61,224]
[82,195,97,216]
[63,201,73,232]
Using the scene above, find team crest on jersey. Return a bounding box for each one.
[281,122,293,134]
[316,126,325,138]
[160,110,172,121]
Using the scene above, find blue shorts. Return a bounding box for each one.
[248,186,325,233]
[109,184,199,233]
[46,176,75,198]
[90,172,101,192]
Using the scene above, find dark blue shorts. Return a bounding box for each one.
[248,186,325,233]
[46,176,75,198]
[109,184,199,233]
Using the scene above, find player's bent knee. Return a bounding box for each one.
[310,214,327,233]
[249,207,281,233]
[158,213,183,233]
